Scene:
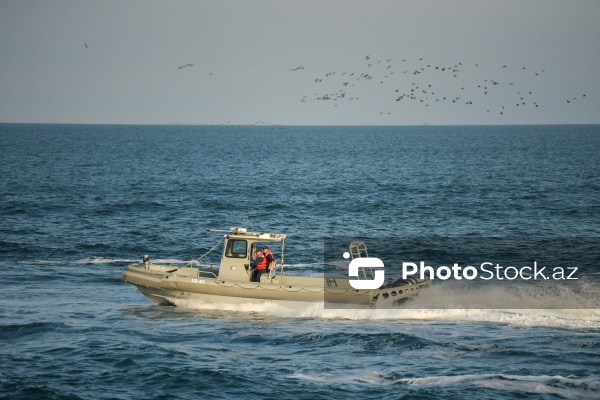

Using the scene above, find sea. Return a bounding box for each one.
[1,123,599,399]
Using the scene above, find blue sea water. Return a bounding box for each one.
[1,123,599,399]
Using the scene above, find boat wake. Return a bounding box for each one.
[288,371,600,398]
[169,285,600,330]
[407,280,600,309]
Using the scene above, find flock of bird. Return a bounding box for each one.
[82,41,589,121]
[291,55,588,116]
[171,53,588,118]
[174,54,589,117]
[177,63,215,76]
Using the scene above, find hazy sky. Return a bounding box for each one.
[1,0,599,125]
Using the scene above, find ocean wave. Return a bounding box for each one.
[0,322,67,340]
[400,373,600,399]
[288,372,600,398]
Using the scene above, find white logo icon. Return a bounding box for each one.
[347,255,385,290]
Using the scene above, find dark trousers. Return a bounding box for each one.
[252,269,266,282]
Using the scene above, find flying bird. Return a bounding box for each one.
[297,53,588,118]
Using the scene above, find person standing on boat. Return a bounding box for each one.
[263,246,275,271]
[251,250,268,282]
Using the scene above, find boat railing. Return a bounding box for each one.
[198,270,218,279]
[265,261,278,282]
[348,241,376,280]
[182,239,225,268]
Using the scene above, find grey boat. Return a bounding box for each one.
[121,227,430,309]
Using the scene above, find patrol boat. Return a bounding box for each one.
[120,228,430,309]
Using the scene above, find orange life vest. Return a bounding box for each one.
[254,254,269,270]
[263,249,274,264]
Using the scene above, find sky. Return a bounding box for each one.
[1,0,599,125]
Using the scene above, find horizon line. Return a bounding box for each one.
[1,122,599,127]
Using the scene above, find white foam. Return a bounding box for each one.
[169,298,307,316]
[288,372,600,398]
[17,259,64,265]
[399,373,600,398]
[409,280,600,309]
[169,298,600,329]
[304,306,600,329]
[288,370,385,385]
[74,257,137,264]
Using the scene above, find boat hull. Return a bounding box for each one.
[121,264,428,309]
[135,285,324,309]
